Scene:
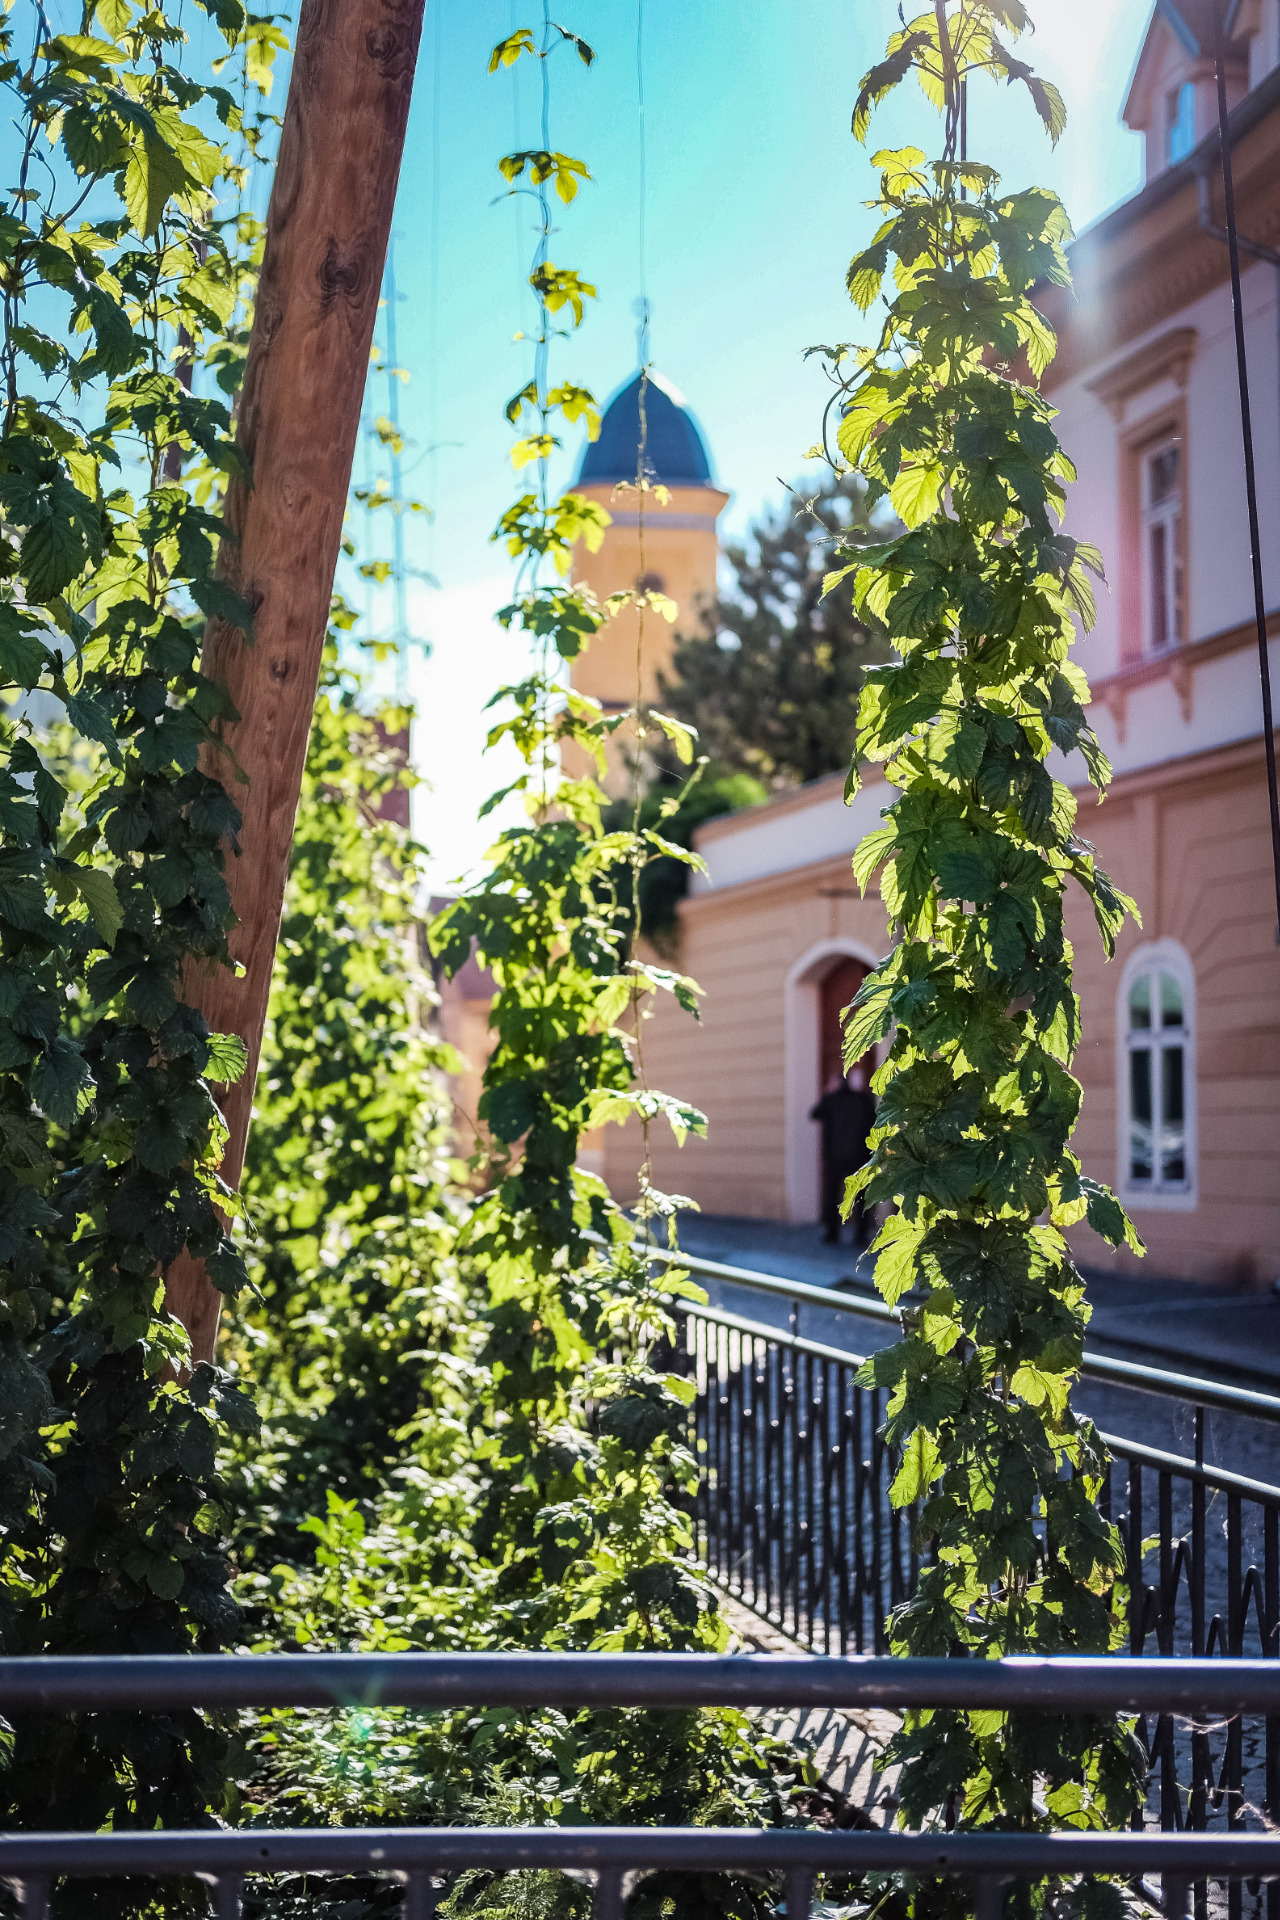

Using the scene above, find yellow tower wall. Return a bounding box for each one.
[568,481,728,791]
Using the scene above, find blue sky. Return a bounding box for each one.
[378,0,1156,883]
[16,1,1157,882]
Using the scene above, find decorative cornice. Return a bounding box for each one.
[604,511,720,533]
[1040,71,1280,390]
[1089,608,1280,739]
[682,848,876,919]
[1072,728,1277,804]
[1085,327,1198,421]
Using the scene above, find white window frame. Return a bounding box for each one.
[1140,437,1182,655]
[1115,939,1197,1213]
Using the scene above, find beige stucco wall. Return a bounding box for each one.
[1065,736,1280,1287]
[597,810,893,1226]
[604,735,1280,1289]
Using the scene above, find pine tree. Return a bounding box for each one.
[659,470,894,789]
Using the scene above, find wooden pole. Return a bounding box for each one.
[164,0,426,1362]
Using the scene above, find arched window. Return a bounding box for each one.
[1117,941,1197,1210]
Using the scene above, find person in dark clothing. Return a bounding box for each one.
[810,1065,877,1248]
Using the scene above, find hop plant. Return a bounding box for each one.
[817,0,1150,1856]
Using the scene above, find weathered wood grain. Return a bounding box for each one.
[165,0,426,1361]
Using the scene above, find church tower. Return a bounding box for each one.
[570,371,727,789]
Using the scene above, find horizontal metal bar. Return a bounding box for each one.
[645,1242,897,1327]
[1099,1431,1280,1507]
[645,1244,1280,1426]
[4,1825,1280,1877]
[1081,1349,1280,1426]
[681,1302,1280,1505]
[683,1299,869,1371]
[7,1653,1280,1716]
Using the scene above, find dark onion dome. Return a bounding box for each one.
[576,370,714,487]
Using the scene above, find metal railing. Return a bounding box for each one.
[642,1246,1280,1869]
[5,1654,1280,1920]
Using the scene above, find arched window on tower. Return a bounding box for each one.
[1117,941,1197,1210]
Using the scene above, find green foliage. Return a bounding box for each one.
[224,632,467,1584]
[0,0,284,1848]
[820,0,1148,1864]
[418,21,830,1901]
[660,471,894,789]
[432,8,720,1654]
[604,770,768,954]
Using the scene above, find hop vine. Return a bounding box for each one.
[0,0,282,1843]
[431,6,720,1656]
[822,0,1150,1862]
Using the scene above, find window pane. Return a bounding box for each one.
[1168,82,1195,164]
[1129,974,1152,1030]
[1149,445,1180,505]
[1161,1044,1186,1182]
[1130,1048,1153,1181]
[1160,972,1184,1027]
[1149,521,1169,648]
[1162,1042,1184,1125]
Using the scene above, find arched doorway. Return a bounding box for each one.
[783,937,882,1222]
[819,955,868,1095]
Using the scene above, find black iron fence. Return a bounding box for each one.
[645,1247,1280,1864]
[5,1654,1280,1920]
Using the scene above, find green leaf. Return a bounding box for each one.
[145,1558,185,1600]
[60,687,121,762]
[871,1212,924,1306]
[1081,1176,1144,1254]
[205,1031,248,1083]
[0,870,48,932]
[21,516,87,600]
[889,460,944,529]
[96,0,135,32]
[31,1038,93,1128]
[852,33,929,142]
[70,867,124,946]
[0,611,54,690]
[123,132,189,239]
[891,1426,941,1507]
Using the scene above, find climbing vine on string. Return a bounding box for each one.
[818,0,1149,1863]
[0,0,283,1843]
[432,8,721,1657]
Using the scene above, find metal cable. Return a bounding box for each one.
[1211,0,1280,941]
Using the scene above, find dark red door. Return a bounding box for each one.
[819,957,867,1091]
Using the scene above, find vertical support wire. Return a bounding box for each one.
[837,1362,852,1654]
[972,1876,1004,1920]
[1228,1490,1244,1920]
[1266,1504,1279,1920]
[870,1384,886,1652]
[751,1337,766,1613]
[1163,1874,1190,1920]
[1211,0,1280,940]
